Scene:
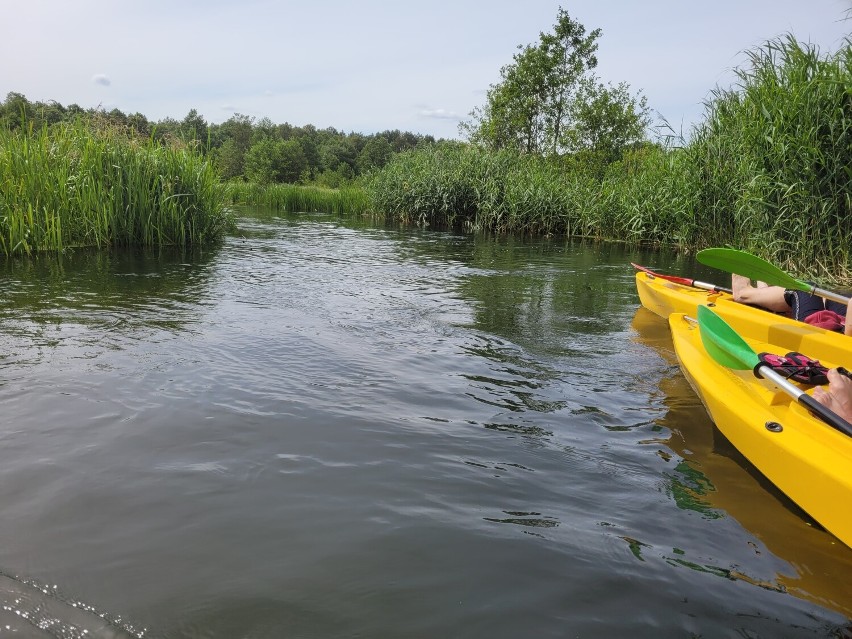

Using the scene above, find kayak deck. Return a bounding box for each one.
[636,271,852,365]
[668,312,852,549]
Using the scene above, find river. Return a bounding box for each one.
[0,207,849,638]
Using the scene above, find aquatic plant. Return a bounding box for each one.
[223,181,373,215]
[365,35,852,282]
[0,118,232,254]
[367,142,582,234]
[687,35,852,279]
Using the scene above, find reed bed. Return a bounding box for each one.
[684,36,852,279]
[368,142,584,234]
[223,182,373,215]
[366,36,852,282]
[0,120,232,254]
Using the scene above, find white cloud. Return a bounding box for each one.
[419,108,461,121]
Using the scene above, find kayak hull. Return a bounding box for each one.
[668,313,852,549]
[636,271,852,364]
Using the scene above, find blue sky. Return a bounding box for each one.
[3,0,850,139]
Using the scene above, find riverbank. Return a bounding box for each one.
[3,35,848,284]
[364,36,849,284]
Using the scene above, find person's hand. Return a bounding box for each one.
[813,368,852,422]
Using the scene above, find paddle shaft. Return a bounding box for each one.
[758,365,852,436]
[808,284,849,306]
[631,263,732,294]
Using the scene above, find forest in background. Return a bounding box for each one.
[0,92,435,188]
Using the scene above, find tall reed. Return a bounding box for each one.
[368,142,583,234]
[0,119,232,254]
[365,35,852,281]
[223,182,373,215]
[686,35,852,279]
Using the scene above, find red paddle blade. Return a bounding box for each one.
[630,263,695,287]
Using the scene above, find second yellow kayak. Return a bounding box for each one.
[668,312,852,549]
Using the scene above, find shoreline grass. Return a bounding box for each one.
[0,119,233,255]
[363,35,852,283]
[223,181,373,215]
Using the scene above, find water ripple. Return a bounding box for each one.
[0,212,848,636]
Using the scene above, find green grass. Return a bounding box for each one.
[223,181,373,214]
[0,119,233,254]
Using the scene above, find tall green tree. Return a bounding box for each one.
[461,8,600,155]
[244,138,280,185]
[357,136,393,173]
[211,114,254,179]
[180,109,208,146]
[127,112,151,137]
[244,138,308,184]
[277,139,308,183]
[1,92,35,129]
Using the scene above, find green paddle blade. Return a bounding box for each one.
[696,248,809,292]
[696,305,760,370]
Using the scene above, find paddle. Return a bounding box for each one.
[696,305,852,437]
[631,263,732,294]
[696,248,849,305]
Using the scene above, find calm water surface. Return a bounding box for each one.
[0,208,850,638]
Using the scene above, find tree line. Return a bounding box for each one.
[1,8,650,192]
[0,92,437,187]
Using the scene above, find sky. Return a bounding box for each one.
[3,0,850,140]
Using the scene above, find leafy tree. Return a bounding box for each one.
[66,103,85,118]
[461,8,649,165]
[218,114,254,149]
[314,168,349,188]
[461,8,600,155]
[152,117,180,142]
[127,112,151,136]
[244,138,280,184]
[357,136,393,173]
[180,108,208,145]
[244,138,308,184]
[298,136,321,179]
[1,92,35,128]
[563,78,651,163]
[214,138,245,180]
[107,108,129,126]
[277,139,308,183]
[251,116,278,144]
[211,114,254,179]
[319,140,356,176]
[34,100,66,126]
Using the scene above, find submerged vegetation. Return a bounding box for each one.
[0,119,232,253]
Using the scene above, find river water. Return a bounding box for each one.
[0,207,850,638]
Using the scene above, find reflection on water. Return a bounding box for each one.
[632,306,852,618]
[0,246,219,371]
[0,571,140,637]
[0,208,848,637]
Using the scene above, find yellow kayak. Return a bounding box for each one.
[668,312,852,549]
[636,271,852,365]
[632,308,852,614]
